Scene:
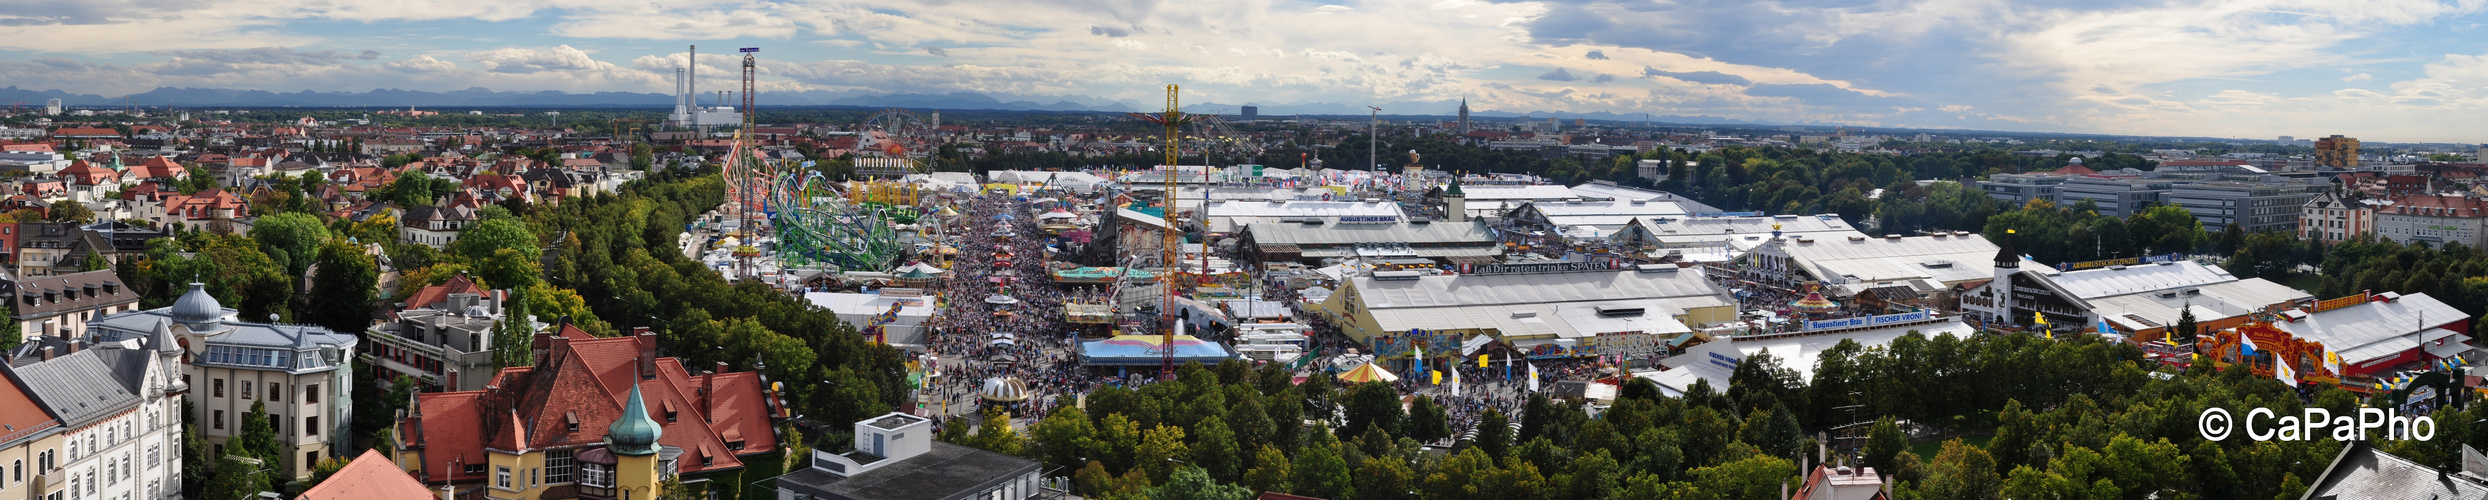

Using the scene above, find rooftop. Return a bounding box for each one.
[780,442,1039,500]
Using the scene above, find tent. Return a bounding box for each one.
[1337,362,1400,383]
[980,377,1032,402]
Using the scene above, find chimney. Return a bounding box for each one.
[440,484,455,500]
[705,361,725,421]
[38,346,52,361]
[636,327,657,379]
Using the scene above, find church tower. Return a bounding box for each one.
[1457,98,1471,138]
[609,383,666,500]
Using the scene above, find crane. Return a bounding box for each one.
[1128,84,1187,379]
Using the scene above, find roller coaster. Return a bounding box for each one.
[721,132,906,273]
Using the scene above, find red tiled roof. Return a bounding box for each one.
[403,274,483,312]
[405,332,780,482]
[132,156,186,179]
[0,367,60,444]
[297,449,436,500]
[403,391,486,483]
[2050,164,2100,176]
[51,127,119,138]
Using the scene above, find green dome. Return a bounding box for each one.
[606,383,664,456]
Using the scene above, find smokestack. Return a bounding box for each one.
[689,45,697,127]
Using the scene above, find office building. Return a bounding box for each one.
[1977,173,2069,208]
[2167,181,2320,233]
[2055,176,2173,218]
[1240,105,1257,122]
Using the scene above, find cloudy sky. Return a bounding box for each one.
[2,0,2486,142]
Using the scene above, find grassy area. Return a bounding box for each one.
[1909,433,1993,458]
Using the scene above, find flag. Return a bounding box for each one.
[1479,354,1488,368]
[1432,370,1442,385]
[2276,358,2298,388]
[1452,367,1463,396]
[2325,350,2343,376]
[1413,345,1424,376]
[2033,311,2049,327]
[1527,362,1541,393]
[2239,333,2258,357]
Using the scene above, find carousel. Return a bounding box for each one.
[978,376,1033,415]
[1791,283,1842,317]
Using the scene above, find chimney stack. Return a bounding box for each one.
[38,346,52,361]
[636,327,657,379]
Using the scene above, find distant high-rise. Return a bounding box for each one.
[2315,135,2360,168]
[43,98,60,116]
[2277,135,2294,144]
[1457,98,1470,137]
[1241,105,1257,122]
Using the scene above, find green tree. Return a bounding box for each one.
[1687,453,1795,500]
[1475,408,1512,460]
[234,401,281,460]
[305,241,379,333]
[0,302,19,352]
[1341,382,1403,439]
[1405,395,1450,444]
[474,247,543,290]
[1241,445,1291,495]
[493,285,535,368]
[2174,305,2199,344]
[1150,466,1251,500]
[968,408,1024,457]
[302,455,351,492]
[451,218,541,263]
[201,454,272,500]
[47,199,93,223]
[1864,417,1908,475]
[1287,429,1353,499]
[251,212,331,276]
[1190,418,1241,484]
[1353,454,1415,500]
[1920,438,2002,500]
[1137,424,1189,483]
[1030,405,1099,473]
[77,249,107,272]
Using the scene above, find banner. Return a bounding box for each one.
[1802,310,1932,331]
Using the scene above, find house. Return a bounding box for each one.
[159,189,249,231]
[0,355,68,500]
[394,329,788,500]
[127,156,187,180]
[89,284,358,480]
[1792,464,1891,500]
[365,274,507,391]
[1,270,141,343]
[399,204,476,249]
[0,330,188,500]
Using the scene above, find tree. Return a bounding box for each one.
[1475,409,1512,460]
[47,199,92,223]
[1341,382,1403,440]
[1920,438,2002,500]
[1241,445,1291,495]
[1287,429,1353,499]
[1136,424,1189,483]
[304,241,379,334]
[1150,466,1251,500]
[251,212,331,276]
[2174,305,2199,344]
[77,249,107,272]
[0,302,19,352]
[201,454,272,500]
[1190,418,1241,484]
[451,218,540,263]
[1352,454,1415,500]
[1405,395,1450,444]
[1864,417,1908,475]
[968,408,1025,457]
[493,285,535,368]
[1687,453,1795,500]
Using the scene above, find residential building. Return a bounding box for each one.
[364,274,508,391]
[158,189,249,232]
[1792,465,1891,500]
[2300,192,2377,243]
[2315,135,2361,168]
[2374,194,2488,249]
[0,360,65,500]
[399,205,476,249]
[2055,176,2173,218]
[1,270,140,344]
[1977,173,2068,208]
[775,413,1050,500]
[393,328,788,500]
[12,223,108,278]
[0,329,188,500]
[2167,181,2320,233]
[88,284,356,480]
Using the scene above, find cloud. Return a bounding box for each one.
[1537,68,1575,81]
[1091,26,1130,37]
[1642,67,1750,86]
[2343,72,2373,82]
[384,56,459,73]
[925,47,951,57]
[467,45,617,74]
[1745,83,1890,106]
[1584,50,1607,60]
[1590,73,1614,83]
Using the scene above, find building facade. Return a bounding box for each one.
[2315,135,2361,168]
[0,331,188,500]
[88,284,355,481]
[2299,192,2376,244]
[2055,176,2173,218]
[2167,181,2321,233]
[364,274,507,391]
[2374,194,2488,249]
[1,270,140,345]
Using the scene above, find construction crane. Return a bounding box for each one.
[1128,84,1188,379]
[609,118,656,144]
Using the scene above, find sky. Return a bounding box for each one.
[2,0,2487,142]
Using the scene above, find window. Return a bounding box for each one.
[10,459,17,484]
[305,452,317,470]
[212,411,223,430]
[65,476,73,500]
[84,470,92,494]
[103,460,112,486]
[496,467,511,489]
[267,383,280,403]
[305,417,317,436]
[240,383,251,400]
[66,441,75,462]
[306,384,319,404]
[211,379,222,398]
[118,456,126,481]
[544,450,574,484]
[38,450,51,472]
[146,446,157,469]
[465,464,485,475]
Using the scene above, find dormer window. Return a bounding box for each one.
[564,412,579,432]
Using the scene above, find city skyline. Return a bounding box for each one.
[3,0,2486,142]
